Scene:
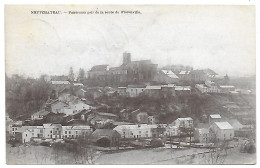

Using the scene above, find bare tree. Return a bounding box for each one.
[70,133,100,164]
[51,142,63,164]
[201,140,229,164]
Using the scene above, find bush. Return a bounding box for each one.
[150,138,164,147]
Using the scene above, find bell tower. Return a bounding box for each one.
[123,52,131,64]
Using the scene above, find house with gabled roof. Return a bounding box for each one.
[209,122,234,141]
[172,117,193,129]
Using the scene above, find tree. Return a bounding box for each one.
[6,74,52,120]
[71,133,100,164]
[68,67,75,82]
[77,68,86,83]
[202,147,227,164]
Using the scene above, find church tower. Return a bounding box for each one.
[123,52,131,64]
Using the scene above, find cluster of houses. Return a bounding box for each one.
[6,51,254,148]
[194,114,253,143]
[195,80,236,94]
[195,79,253,95]
[8,109,252,148]
[117,84,191,98]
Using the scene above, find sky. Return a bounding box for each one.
[5,5,256,78]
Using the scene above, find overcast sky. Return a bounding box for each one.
[5,5,255,78]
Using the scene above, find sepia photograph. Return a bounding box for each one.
[4,4,256,165]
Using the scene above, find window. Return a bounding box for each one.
[69,131,71,134]
[65,131,67,134]
[26,134,27,137]
[50,131,52,133]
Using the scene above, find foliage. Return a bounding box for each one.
[68,67,75,82]
[6,74,52,120]
[77,68,86,83]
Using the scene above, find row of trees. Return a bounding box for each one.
[68,67,87,83]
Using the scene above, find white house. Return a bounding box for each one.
[15,129,33,143]
[172,117,193,129]
[117,87,128,96]
[164,125,178,137]
[126,85,146,97]
[210,122,234,141]
[43,124,62,139]
[113,124,157,139]
[62,125,92,139]
[51,81,70,85]
[174,86,191,94]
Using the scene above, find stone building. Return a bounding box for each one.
[88,52,158,86]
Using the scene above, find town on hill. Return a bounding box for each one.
[6,51,256,164]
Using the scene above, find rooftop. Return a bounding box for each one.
[32,110,50,117]
[128,85,146,88]
[210,114,221,119]
[146,85,162,90]
[62,125,91,130]
[51,81,70,85]
[118,87,127,89]
[114,124,157,130]
[89,65,108,72]
[177,117,193,121]
[174,86,191,91]
[80,88,87,93]
[161,70,179,79]
[214,122,233,130]
[179,70,190,75]
[220,85,235,88]
[73,83,84,86]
